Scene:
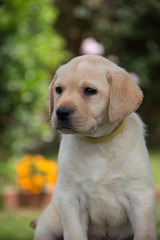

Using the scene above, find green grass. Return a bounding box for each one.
[157,203,160,239]
[0,210,40,240]
[150,150,160,188]
[150,150,160,239]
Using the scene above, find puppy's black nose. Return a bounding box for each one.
[56,107,73,121]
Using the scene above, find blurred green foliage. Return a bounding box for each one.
[0,0,160,157]
[0,0,67,157]
[55,0,160,147]
[55,0,160,87]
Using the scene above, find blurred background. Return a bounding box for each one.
[0,0,160,239]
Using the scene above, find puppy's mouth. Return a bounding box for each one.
[52,107,97,134]
[55,121,77,134]
[54,119,97,135]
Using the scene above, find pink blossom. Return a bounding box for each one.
[130,72,140,85]
[80,38,104,55]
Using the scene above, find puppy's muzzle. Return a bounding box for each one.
[56,107,74,121]
[56,107,75,131]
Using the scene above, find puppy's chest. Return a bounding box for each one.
[72,157,120,204]
[59,142,127,226]
[69,154,126,226]
[74,156,108,183]
[61,144,123,201]
[60,141,123,192]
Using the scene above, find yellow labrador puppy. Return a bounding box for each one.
[33,55,157,240]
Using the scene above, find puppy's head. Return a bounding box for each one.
[47,55,143,134]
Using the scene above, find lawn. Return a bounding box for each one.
[0,150,159,239]
[0,209,39,240]
[150,150,160,188]
[157,204,160,239]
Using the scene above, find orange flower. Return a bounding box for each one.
[15,154,58,194]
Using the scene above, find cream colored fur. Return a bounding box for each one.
[33,55,157,240]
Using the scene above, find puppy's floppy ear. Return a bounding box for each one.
[47,75,57,120]
[107,68,143,123]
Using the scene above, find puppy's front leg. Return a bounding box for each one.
[125,190,157,240]
[34,202,63,240]
[59,197,88,240]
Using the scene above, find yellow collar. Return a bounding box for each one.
[79,118,127,143]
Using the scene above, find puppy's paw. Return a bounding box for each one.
[29,218,38,229]
[34,230,62,240]
[32,203,63,240]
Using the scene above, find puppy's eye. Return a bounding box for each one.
[84,87,97,96]
[55,87,62,94]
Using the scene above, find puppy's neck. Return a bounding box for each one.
[85,120,120,139]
